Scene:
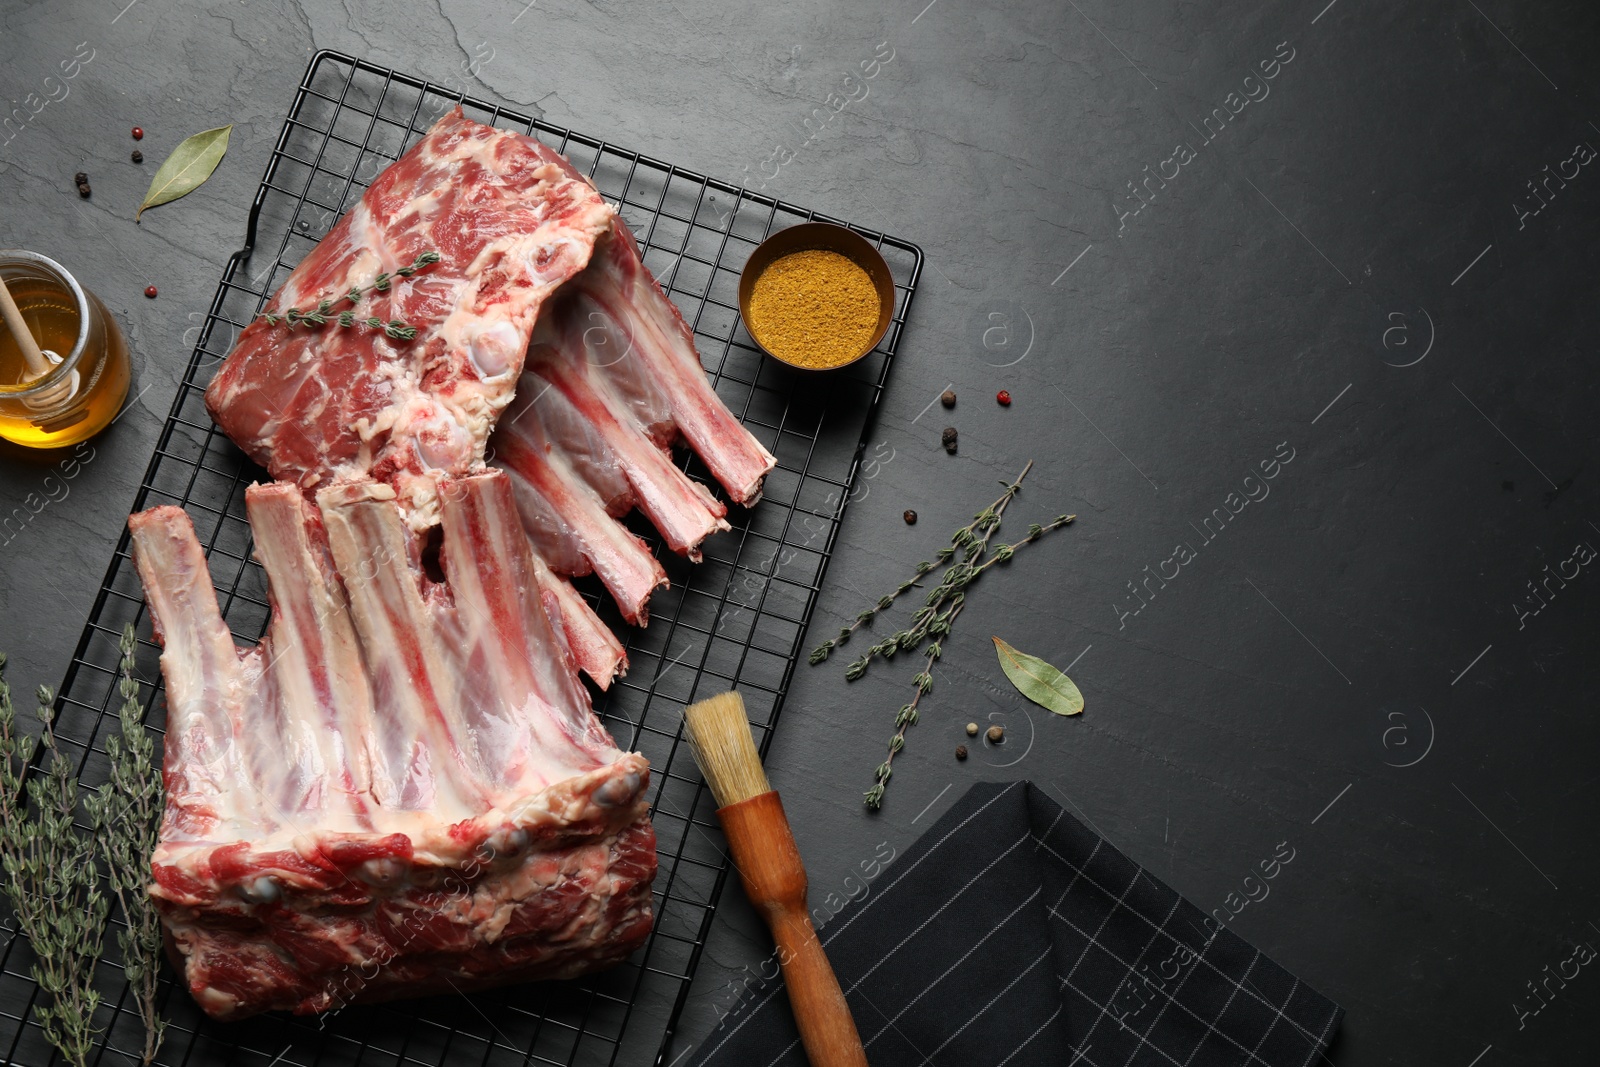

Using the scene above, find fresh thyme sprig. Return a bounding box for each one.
[84,626,167,1066]
[0,666,109,1067]
[860,462,1028,684]
[863,601,961,810]
[817,463,1073,681]
[860,512,1076,809]
[848,513,1076,679]
[808,461,1077,809]
[258,249,440,339]
[809,479,1029,665]
[809,569,931,664]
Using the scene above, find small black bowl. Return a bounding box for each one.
[737,222,895,371]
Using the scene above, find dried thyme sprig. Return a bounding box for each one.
[810,464,1035,667]
[84,626,167,1066]
[0,666,109,1067]
[259,249,440,338]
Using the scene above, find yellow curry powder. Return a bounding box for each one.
[747,249,880,369]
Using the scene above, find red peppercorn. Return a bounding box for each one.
[996,390,1012,406]
[144,285,158,299]
[132,127,144,140]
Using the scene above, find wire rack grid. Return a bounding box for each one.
[0,51,920,1067]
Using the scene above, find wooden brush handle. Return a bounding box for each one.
[719,791,868,1067]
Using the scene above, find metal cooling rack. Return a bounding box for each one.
[0,51,920,1067]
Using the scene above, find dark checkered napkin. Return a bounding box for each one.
[686,780,1342,1067]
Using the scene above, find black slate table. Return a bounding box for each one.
[2,2,1597,1065]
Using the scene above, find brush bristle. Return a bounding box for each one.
[684,691,770,807]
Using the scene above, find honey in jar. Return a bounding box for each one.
[0,250,130,448]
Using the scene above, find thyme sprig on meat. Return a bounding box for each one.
[258,249,441,339]
[84,626,167,1065]
[0,666,109,1067]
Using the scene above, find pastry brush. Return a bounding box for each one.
[684,691,868,1067]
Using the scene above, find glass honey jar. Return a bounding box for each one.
[0,249,131,448]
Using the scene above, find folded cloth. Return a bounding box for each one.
[687,780,1342,1067]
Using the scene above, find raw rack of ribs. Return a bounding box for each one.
[490,220,777,624]
[133,107,780,1018]
[204,107,777,621]
[128,471,656,1020]
[203,107,617,532]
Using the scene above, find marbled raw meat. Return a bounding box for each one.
[127,471,654,1020]
[141,103,792,1021]
[204,108,614,531]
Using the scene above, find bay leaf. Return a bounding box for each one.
[992,636,1084,716]
[136,125,232,220]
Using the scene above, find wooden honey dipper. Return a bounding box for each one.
[0,272,75,414]
[684,691,868,1067]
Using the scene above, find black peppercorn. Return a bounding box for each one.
[131,150,144,163]
[77,182,91,198]
[940,389,956,408]
[903,509,917,525]
[941,426,957,454]
[73,171,87,184]
[955,745,968,761]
